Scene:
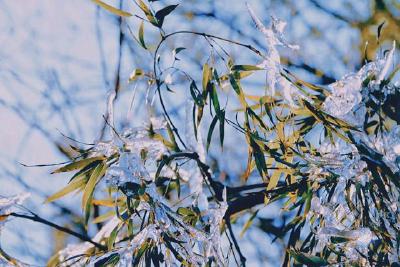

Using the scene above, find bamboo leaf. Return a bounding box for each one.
[250,137,267,179]
[240,210,259,238]
[92,210,116,224]
[138,0,158,26]
[155,4,179,28]
[219,110,225,148]
[51,156,104,174]
[206,116,219,151]
[231,65,263,71]
[82,162,107,210]
[91,0,132,17]
[138,21,147,49]
[210,83,221,118]
[45,176,86,203]
[202,63,210,93]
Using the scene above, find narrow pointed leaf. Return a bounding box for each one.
[45,176,86,203]
[51,156,104,174]
[92,0,132,17]
[138,21,147,49]
[206,116,219,151]
[155,4,179,27]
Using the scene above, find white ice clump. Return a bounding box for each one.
[246,3,306,107]
[0,193,30,230]
[58,217,120,266]
[0,193,30,266]
[362,125,400,173]
[323,41,397,119]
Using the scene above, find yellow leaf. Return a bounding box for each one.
[267,169,281,191]
[82,162,107,210]
[92,210,116,224]
[45,176,86,203]
[91,0,132,17]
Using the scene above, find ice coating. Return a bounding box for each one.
[0,193,30,231]
[246,3,302,107]
[0,193,30,217]
[0,193,30,266]
[323,41,397,119]
[185,100,208,210]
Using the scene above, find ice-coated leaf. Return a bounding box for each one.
[231,65,263,71]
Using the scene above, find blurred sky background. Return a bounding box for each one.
[0,0,399,266]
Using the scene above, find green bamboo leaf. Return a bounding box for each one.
[289,250,328,266]
[210,83,221,118]
[45,176,86,203]
[91,0,132,17]
[93,252,120,266]
[250,137,267,179]
[51,156,104,174]
[206,116,219,151]
[231,65,263,71]
[138,21,147,49]
[190,80,203,106]
[219,110,225,148]
[155,4,179,28]
[192,102,198,139]
[108,225,120,250]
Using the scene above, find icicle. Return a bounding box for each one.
[107,90,117,137]
[246,3,301,107]
[377,41,396,83]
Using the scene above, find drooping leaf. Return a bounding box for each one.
[82,162,107,210]
[206,115,219,151]
[92,0,132,17]
[219,110,225,148]
[138,21,147,49]
[210,83,221,118]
